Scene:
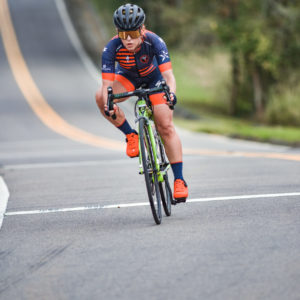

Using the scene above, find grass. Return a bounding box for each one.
[171,50,230,113]
[171,50,300,146]
[175,114,300,146]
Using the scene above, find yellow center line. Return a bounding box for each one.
[0,0,123,151]
[183,148,300,162]
[0,0,300,162]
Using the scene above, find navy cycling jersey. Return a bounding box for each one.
[101,30,172,81]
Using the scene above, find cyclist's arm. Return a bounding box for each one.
[161,69,176,94]
[148,33,176,95]
[101,39,118,105]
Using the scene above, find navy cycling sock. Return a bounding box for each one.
[117,119,135,135]
[171,162,184,181]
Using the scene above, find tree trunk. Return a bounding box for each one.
[228,0,239,115]
[252,65,264,118]
[229,48,240,115]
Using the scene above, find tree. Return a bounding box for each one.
[216,0,300,118]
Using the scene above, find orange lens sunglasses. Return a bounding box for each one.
[118,30,141,40]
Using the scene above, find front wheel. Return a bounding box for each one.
[155,136,172,216]
[139,118,162,225]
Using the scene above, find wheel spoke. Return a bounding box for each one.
[139,118,162,224]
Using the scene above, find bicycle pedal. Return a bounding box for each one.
[174,198,187,204]
[171,199,177,205]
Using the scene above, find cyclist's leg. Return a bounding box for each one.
[147,71,188,201]
[146,71,182,163]
[153,104,188,201]
[152,104,182,163]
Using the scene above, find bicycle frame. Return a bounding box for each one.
[105,80,172,181]
[135,98,170,183]
[105,80,174,223]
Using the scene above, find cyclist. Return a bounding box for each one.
[95,3,188,202]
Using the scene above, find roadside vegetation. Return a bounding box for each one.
[92,0,300,146]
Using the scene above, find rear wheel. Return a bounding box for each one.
[159,175,172,216]
[139,118,162,224]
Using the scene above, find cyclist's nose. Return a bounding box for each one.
[126,35,132,41]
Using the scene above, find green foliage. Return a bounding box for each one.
[175,114,300,145]
[214,0,300,118]
[266,81,300,126]
[92,0,300,127]
[171,50,230,114]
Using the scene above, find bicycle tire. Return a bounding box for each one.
[139,118,162,224]
[159,175,172,216]
[155,136,172,216]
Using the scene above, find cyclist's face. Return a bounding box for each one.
[121,35,142,52]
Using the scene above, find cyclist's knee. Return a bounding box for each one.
[157,122,175,139]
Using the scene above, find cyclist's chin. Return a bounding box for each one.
[123,42,138,52]
[125,45,135,51]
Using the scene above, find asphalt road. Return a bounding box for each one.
[1,1,300,299]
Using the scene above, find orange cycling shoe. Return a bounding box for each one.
[126,132,139,157]
[174,179,188,203]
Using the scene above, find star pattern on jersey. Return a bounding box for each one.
[159,50,169,62]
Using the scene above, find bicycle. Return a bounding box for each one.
[105,80,176,224]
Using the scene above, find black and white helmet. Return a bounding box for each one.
[113,4,145,31]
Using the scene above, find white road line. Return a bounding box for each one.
[5,202,149,216]
[54,0,99,82]
[188,192,300,203]
[4,192,300,217]
[0,177,10,229]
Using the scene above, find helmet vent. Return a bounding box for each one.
[113,4,145,31]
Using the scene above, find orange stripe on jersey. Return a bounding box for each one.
[118,62,136,65]
[139,64,153,74]
[115,74,135,92]
[116,53,134,57]
[117,58,135,63]
[140,64,155,76]
[159,62,172,73]
[119,66,135,70]
[116,53,134,59]
[117,61,135,64]
[102,73,115,81]
[117,58,135,62]
[118,49,133,54]
[139,65,149,72]
[118,61,136,65]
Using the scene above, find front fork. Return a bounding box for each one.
[138,118,165,182]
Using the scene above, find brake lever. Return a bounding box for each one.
[106,87,117,120]
[161,80,174,110]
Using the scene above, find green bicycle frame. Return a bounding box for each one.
[137,99,170,183]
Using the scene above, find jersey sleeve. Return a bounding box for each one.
[150,33,172,73]
[101,39,117,81]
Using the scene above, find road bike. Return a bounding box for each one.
[105,81,176,224]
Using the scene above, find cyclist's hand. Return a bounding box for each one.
[104,104,118,118]
[170,92,177,106]
[164,92,177,107]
